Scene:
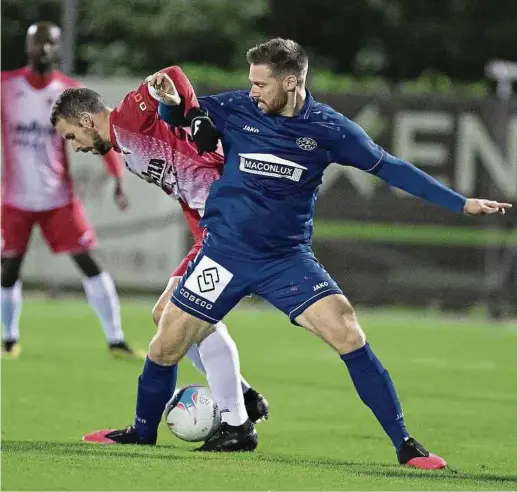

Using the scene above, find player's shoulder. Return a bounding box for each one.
[308,99,364,139]
[308,100,349,126]
[1,66,28,84]
[200,89,251,109]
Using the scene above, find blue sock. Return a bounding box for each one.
[341,343,409,449]
[134,356,177,443]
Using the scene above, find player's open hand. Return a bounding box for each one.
[463,198,512,216]
[146,72,181,106]
[114,180,129,211]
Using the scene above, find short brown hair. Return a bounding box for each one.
[246,38,308,84]
[50,87,105,126]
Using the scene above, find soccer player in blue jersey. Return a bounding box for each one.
[97,39,511,466]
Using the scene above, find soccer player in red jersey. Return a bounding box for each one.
[50,66,269,442]
[1,22,141,359]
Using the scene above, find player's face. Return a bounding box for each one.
[249,64,289,115]
[55,118,113,156]
[26,24,61,71]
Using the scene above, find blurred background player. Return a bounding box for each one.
[0,21,141,359]
[49,67,268,440]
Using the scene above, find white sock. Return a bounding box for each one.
[186,344,207,373]
[186,325,252,393]
[1,281,22,342]
[198,321,248,426]
[82,272,124,344]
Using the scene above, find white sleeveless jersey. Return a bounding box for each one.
[1,68,79,210]
[1,67,122,211]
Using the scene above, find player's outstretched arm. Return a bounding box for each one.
[374,153,511,216]
[332,119,512,216]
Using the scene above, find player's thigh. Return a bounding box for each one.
[256,251,342,323]
[150,297,213,364]
[171,243,251,326]
[295,293,366,353]
[1,204,35,257]
[38,199,96,254]
[152,242,203,326]
[255,251,364,353]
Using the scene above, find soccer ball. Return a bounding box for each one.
[164,385,221,442]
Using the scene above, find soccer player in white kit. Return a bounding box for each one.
[1,21,142,359]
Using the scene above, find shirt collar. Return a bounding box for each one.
[24,66,57,90]
[299,88,314,119]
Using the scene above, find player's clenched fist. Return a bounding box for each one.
[146,72,181,106]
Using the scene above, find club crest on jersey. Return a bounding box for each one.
[239,153,307,182]
[296,136,317,151]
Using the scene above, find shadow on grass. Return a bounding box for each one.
[2,440,516,486]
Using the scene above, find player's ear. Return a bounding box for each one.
[284,74,298,92]
[78,112,94,129]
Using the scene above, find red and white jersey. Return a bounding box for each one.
[109,66,223,217]
[1,67,122,211]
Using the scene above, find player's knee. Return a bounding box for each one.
[148,333,182,365]
[1,256,23,287]
[332,300,366,353]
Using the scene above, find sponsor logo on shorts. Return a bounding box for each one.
[197,267,219,293]
[179,288,214,310]
[239,153,307,182]
[313,281,329,292]
[184,256,233,303]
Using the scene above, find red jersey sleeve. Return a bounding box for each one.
[101,151,123,178]
[110,66,198,136]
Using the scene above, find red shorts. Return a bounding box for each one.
[170,241,202,277]
[1,200,96,257]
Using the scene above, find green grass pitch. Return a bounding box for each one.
[2,298,516,490]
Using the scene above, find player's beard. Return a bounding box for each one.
[91,129,112,155]
[261,90,289,115]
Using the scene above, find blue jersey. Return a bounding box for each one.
[161,89,466,259]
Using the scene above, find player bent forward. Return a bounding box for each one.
[50,66,268,448]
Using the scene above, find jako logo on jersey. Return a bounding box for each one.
[243,125,259,133]
[239,153,307,182]
[296,136,318,151]
[313,281,328,292]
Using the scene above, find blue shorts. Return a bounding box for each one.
[171,241,342,324]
